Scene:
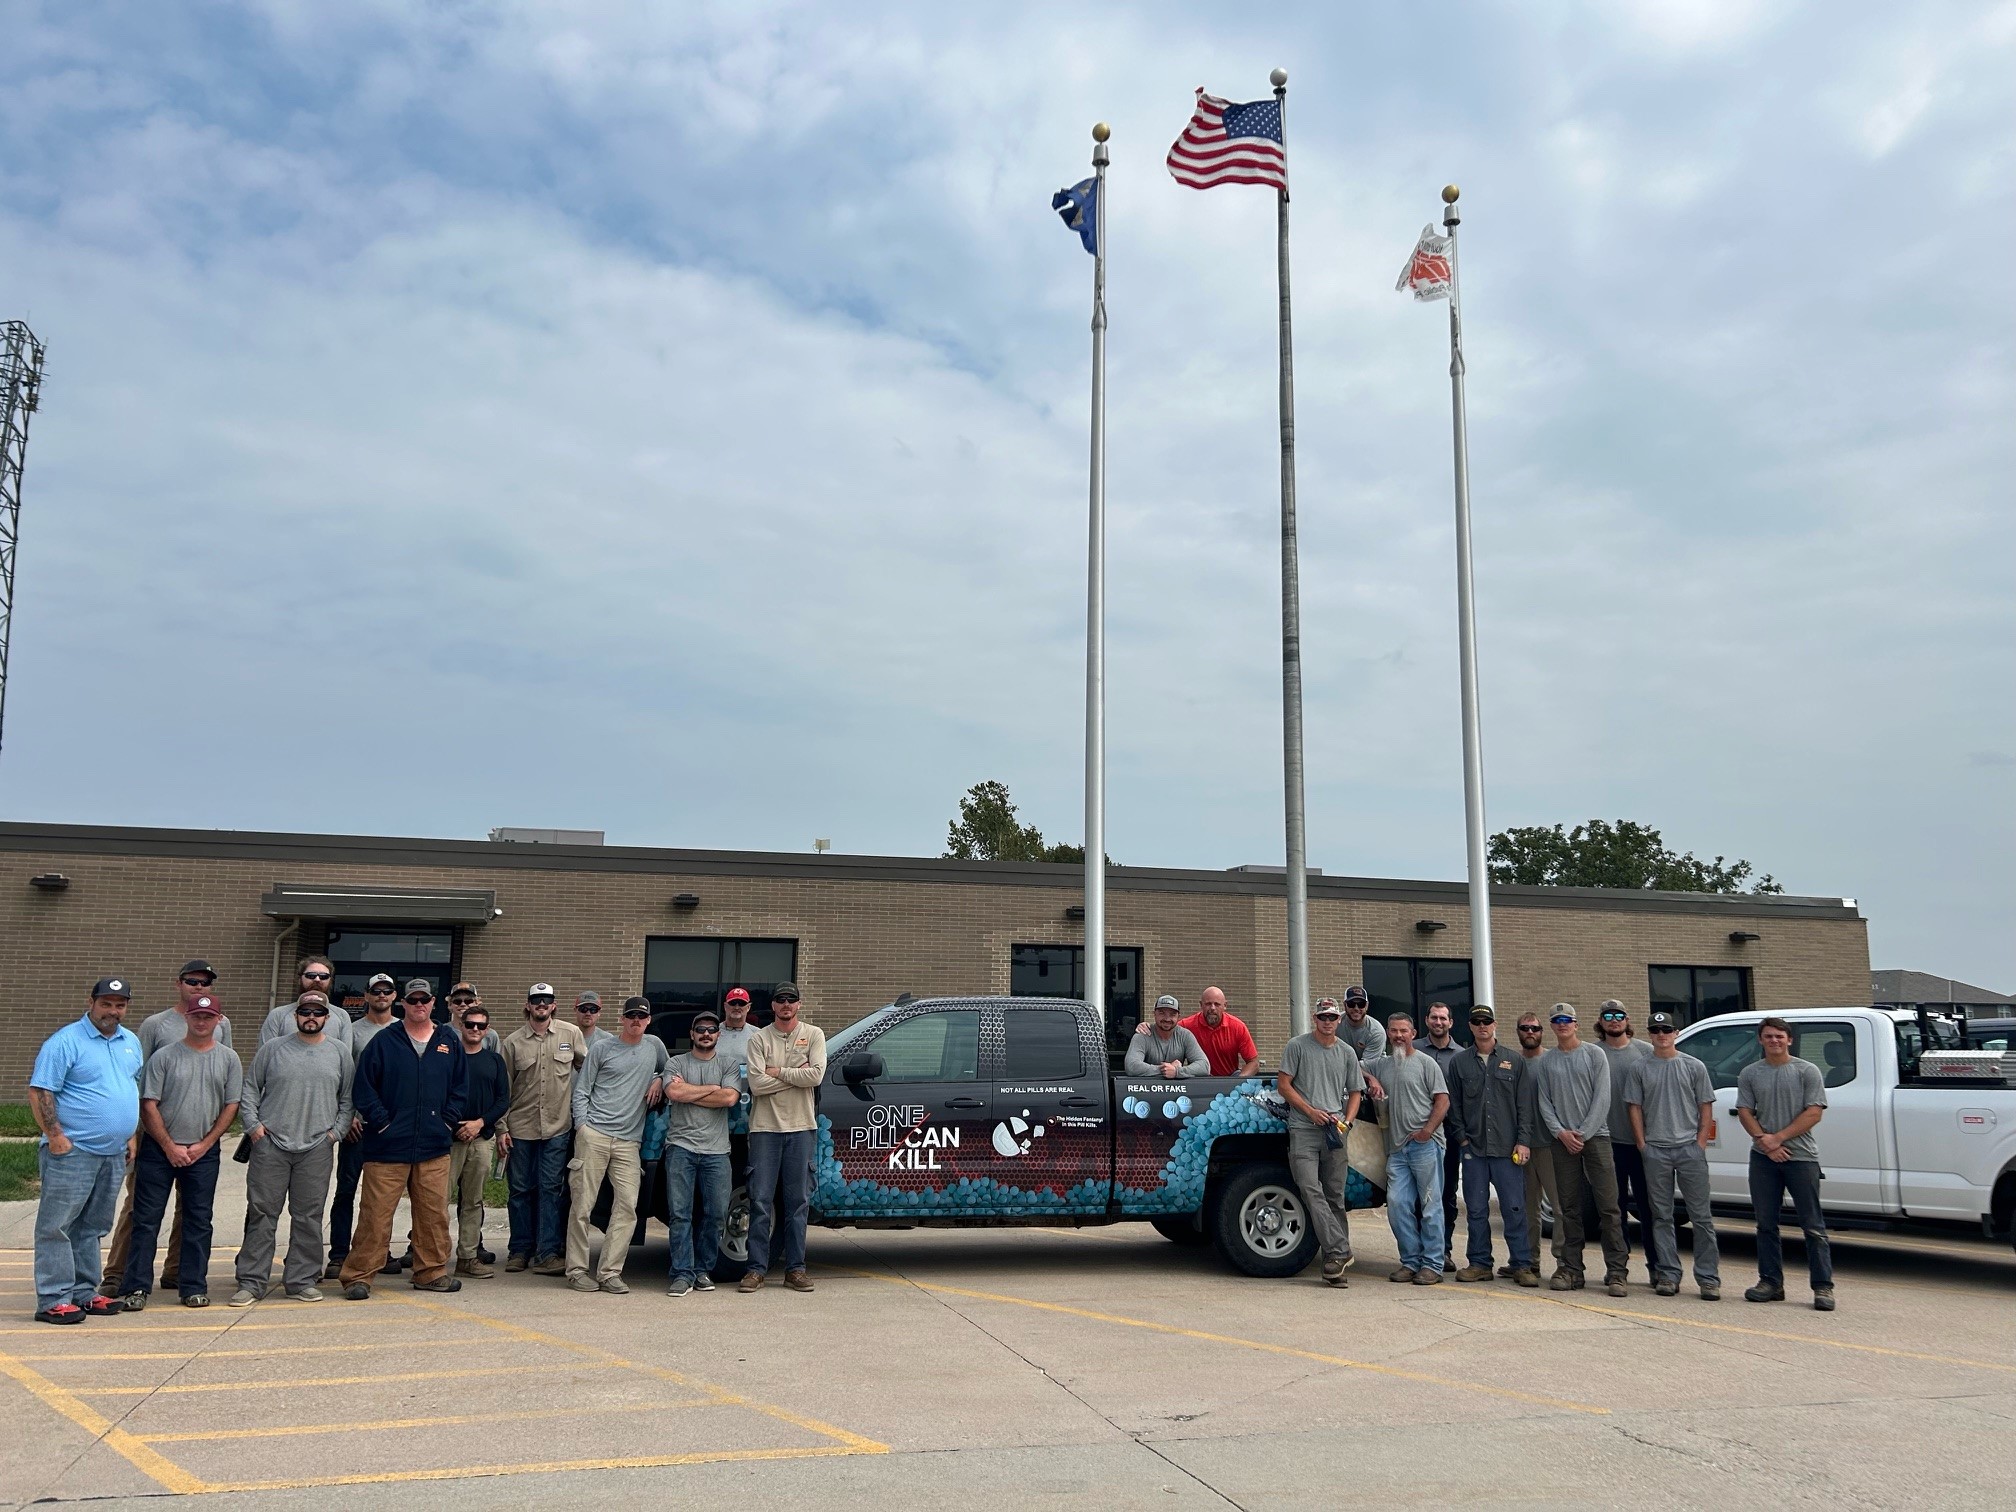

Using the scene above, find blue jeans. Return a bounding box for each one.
[328,1137,364,1259]
[1460,1148,1532,1271]
[1386,1137,1446,1274]
[121,1141,220,1299]
[746,1130,813,1276]
[665,1146,733,1282]
[1749,1153,1831,1291]
[34,1146,126,1313]
[507,1135,571,1260]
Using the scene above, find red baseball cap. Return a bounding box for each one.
[725,987,751,1006]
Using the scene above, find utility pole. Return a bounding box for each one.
[0,320,48,765]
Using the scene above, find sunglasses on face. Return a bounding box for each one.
[463,1022,489,1033]
[368,986,394,994]
[772,997,800,1007]
[692,1025,719,1035]
[621,1010,651,1021]
[296,1008,329,1019]
[1517,1025,1543,1033]
[1600,1013,1627,1022]
[405,995,433,1005]
[449,995,475,1004]
[302,971,333,981]
[529,996,556,1005]
[575,1004,600,1013]
[181,977,213,987]
[1649,1026,1677,1034]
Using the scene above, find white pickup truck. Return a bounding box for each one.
[1675,1006,2016,1250]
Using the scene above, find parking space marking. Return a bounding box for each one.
[1457,1287,2016,1372]
[831,1266,1610,1416]
[0,1343,205,1494]
[14,1335,479,1362]
[0,1316,429,1336]
[75,1360,624,1395]
[197,1443,878,1493]
[135,1399,705,1443]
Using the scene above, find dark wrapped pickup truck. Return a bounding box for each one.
[629,995,1383,1277]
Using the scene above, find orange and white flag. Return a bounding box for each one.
[1395,224,1453,301]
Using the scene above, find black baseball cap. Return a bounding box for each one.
[1468,1005,1496,1024]
[621,995,653,1018]
[1342,986,1370,1005]
[91,976,134,999]
[771,981,801,1003]
[691,1009,721,1028]
[179,960,217,981]
[1647,1012,1679,1031]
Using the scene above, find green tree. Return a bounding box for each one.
[1487,819,1782,895]
[943,781,1102,864]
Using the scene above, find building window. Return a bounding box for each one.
[1362,957,1475,1043]
[643,937,798,1046]
[1009,945,1142,1070]
[1648,966,1751,1026]
[324,927,459,1011]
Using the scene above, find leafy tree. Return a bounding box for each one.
[1487,819,1782,895]
[943,781,1102,864]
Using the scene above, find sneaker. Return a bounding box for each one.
[456,1259,495,1279]
[784,1269,815,1293]
[737,1271,765,1293]
[1511,1268,1541,1288]
[411,1276,462,1294]
[505,1255,530,1273]
[228,1288,261,1308]
[35,1304,86,1325]
[1653,1279,1679,1297]
[1454,1265,1495,1283]
[1744,1282,1785,1303]
[1320,1257,1345,1284]
[667,1276,693,1297]
[1387,1266,1417,1284]
[530,1255,566,1276]
[286,1286,323,1302]
[567,1274,599,1293]
[1699,1283,1721,1301]
[600,1277,631,1295]
[342,1283,371,1301]
[82,1295,124,1317]
[1812,1289,1836,1312]
[693,1274,716,1293]
[1548,1270,1584,1292]
[1413,1269,1444,1287]
[181,1294,210,1308]
[1605,1276,1629,1298]
[122,1290,148,1312]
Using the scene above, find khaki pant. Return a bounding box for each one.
[101,1162,185,1295]
[447,1138,495,1261]
[339,1157,452,1288]
[565,1126,641,1283]
[1524,1142,1565,1267]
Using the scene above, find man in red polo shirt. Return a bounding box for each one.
[1179,988,1260,1077]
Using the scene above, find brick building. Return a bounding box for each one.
[1,821,1871,1087]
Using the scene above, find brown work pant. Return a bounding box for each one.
[100,1160,185,1294]
[339,1157,451,1288]
[1550,1135,1628,1281]
[1524,1142,1564,1268]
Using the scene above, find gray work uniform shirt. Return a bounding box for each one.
[240,1034,354,1152]
[1600,1038,1655,1145]
[1625,1052,1714,1147]
[260,999,354,1052]
[141,1040,244,1144]
[1736,1056,1827,1162]
[1125,1026,1210,1078]
[1340,1015,1386,1062]
[572,1035,670,1143]
[1278,1034,1366,1132]
[1536,1043,1613,1142]
[664,1051,739,1156]
[1364,1049,1450,1149]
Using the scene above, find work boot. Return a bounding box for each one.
[1654,1279,1679,1297]
[1744,1281,1785,1303]
[1511,1267,1541,1288]
[505,1255,529,1273]
[1604,1274,1629,1298]
[456,1258,495,1279]
[1699,1283,1721,1301]
[323,1258,344,1280]
[530,1255,566,1276]
[1812,1289,1836,1312]
[477,1244,495,1264]
[1387,1266,1417,1284]
[1548,1270,1584,1292]
[412,1276,462,1294]
[1454,1265,1494,1283]
[738,1271,766,1293]
[342,1283,371,1301]
[1495,1264,1514,1278]
[1412,1269,1444,1287]
[378,1254,403,1276]
[784,1269,815,1293]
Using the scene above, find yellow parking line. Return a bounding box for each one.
[137,1399,714,1443]
[200,1444,873,1492]
[1461,1287,2016,1373]
[76,1360,621,1396]
[14,1335,477,1363]
[830,1267,1609,1416]
[0,1344,205,1494]
[0,1316,438,1336]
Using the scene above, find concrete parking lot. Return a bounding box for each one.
[3,1161,2014,1509]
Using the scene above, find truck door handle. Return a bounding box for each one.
[945,1097,987,1111]
[1060,1096,1100,1109]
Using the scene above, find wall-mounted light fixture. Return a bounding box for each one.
[1415,919,1447,933]
[1065,905,1086,921]
[672,893,701,910]
[1729,930,1760,944]
[29,873,71,891]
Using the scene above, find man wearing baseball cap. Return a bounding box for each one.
[326,974,399,1279]
[565,996,669,1293]
[1445,1006,1539,1286]
[1276,996,1366,1287]
[118,996,241,1310]
[1534,1004,1628,1295]
[571,989,606,1045]
[1596,999,1657,1281]
[1125,996,1209,1078]
[499,981,587,1274]
[260,956,354,1052]
[1338,987,1385,1062]
[1625,1012,1720,1300]
[661,1009,743,1295]
[29,978,144,1323]
[714,987,756,1072]
[233,991,352,1304]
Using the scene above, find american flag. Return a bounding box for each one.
[1166,89,1287,192]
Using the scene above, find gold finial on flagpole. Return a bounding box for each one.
[1443,184,1460,204]
[1092,122,1111,143]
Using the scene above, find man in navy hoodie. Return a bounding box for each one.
[339,980,467,1300]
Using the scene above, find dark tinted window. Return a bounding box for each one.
[1010,944,1143,1070]
[1361,957,1475,1044]
[1683,1022,1763,1090]
[1003,1010,1084,1080]
[1648,965,1752,1027]
[1795,1022,1858,1088]
[643,936,798,1047]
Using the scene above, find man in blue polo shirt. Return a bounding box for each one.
[29,978,146,1324]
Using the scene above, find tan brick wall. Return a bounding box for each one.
[0,844,1869,1091]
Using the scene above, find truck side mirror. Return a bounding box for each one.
[843,1053,885,1085]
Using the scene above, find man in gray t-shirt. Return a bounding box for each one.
[1277,1003,1367,1284]
[119,1002,242,1306]
[1596,1004,1657,1280]
[1735,1018,1833,1308]
[1126,996,1210,1078]
[1625,1015,1719,1298]
[662,1010,745,1294]
[565,999,670,1291]
[1366,1017,1452,1283]
[1535,1006,1628,1294]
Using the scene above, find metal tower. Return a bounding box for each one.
[1,320,48,762]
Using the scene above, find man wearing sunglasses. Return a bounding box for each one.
[325,974,399,1279]
[445,983,500,1053]
[662,1009,743,1296]
[338,981,467,1300]
[1625,1012,1720,1300]
[448,1007,510,1278]
[232,991,353,1305]
[1596,999,1657,1282]
[1512,1011,1563,1277]
[564,997,669,1293]
[499,983,585,1275]
[1534,1004,1629,1296]
[741,983,826,1294]
[574,991,608,1044]
[259,957,354,1052]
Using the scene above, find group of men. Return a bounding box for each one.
[26,955,831,1323]
[1157,986,1834,1310]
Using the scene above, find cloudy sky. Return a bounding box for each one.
[2,2,2010,987]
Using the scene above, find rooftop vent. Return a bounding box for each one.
[487,828,605,846]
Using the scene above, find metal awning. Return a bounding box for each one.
[261,882,498,925]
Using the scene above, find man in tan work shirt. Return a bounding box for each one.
[738,982,825,1295]
[497,988,586,1276]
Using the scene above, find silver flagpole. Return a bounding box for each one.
[1440,184,1495,1008]
[1272,67,1311,1040]
[1083,123,1111,1019]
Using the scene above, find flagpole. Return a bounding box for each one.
[1272,67,1311,1040]
[1441,184,1495,1009]
[1083,122,1110,1019]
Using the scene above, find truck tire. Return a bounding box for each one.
[709,1184,753,1283]
[1151,1214,1210,1246]
[1211,1163,1319,1278]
